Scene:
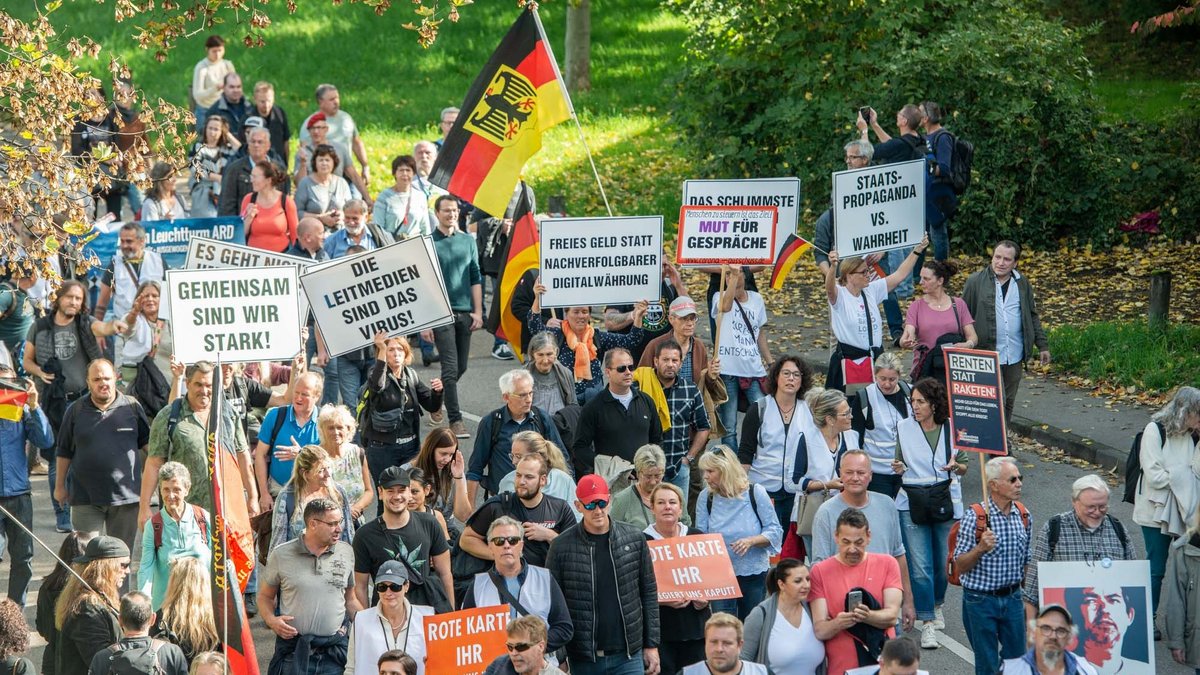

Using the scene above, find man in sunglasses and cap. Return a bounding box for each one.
[547,475,661,675]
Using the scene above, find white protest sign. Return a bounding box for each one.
[184,237,310,271]
[676,206,778,265]
[832,158,926,257]
[538,216,663,309]
[167,266,304,363]
[681,178,800,261]
[300,237,453,357]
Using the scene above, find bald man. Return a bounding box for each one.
[287,216,330,262]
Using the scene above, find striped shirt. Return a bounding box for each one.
[954,498,1033,592]
[1021,511,1132,605]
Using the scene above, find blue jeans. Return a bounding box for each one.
[768,488,795,539]
[194,106,208,131]
[962,590,1025,675]
[336,357,371,410]
[886,247,915,299]
[899,511,953,619]
[717,375,764,448]
[1143,525,1172,614]
[711,571,767,620]
[570,650,643,675]
[0,494,34,605]
[928,220,949,261]
[668,462,691,505]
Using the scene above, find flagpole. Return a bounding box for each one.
[0,501,117,613]
[214,353,231,674]
[530,4,614,217]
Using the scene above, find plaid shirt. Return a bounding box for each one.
[954,498,1033,592]
[661,377,710,479]
[1021,511,1133,605]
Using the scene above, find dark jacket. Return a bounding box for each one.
[512,268,563,356]
[546,520,660,662]
[56,600,121,675]
[572,386,663,477]
[469,405,566,494]
[206,95,254,136]
[217,155,290,216]
[247,104,291,165]
[360,360,442,445]
[87,636,189,675]
[961,266,1048,362]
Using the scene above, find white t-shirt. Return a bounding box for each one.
[712,291,769,377]
[299,110,359,148]
[612,389,634,409]
[829,277,887,350]
[766,607,825,675]
[682,661,768,675]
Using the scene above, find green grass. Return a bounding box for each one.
[11,0,697,218]
[1094,76,1194,123]
[1048,321,1200,393]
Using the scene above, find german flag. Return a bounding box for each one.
[486,185,538,362]
[0,381,27,423]
[769,234,813,290]
[430,7,571,218]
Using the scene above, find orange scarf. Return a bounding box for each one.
[561,321,598,381]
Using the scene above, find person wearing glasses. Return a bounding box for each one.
[572,348,663,478]
[463,516,573,669]
[822,235,929,392]
[950,456,1033,675]
[485,615,567,675]
[1001,605,1100,675]
[812,140,872,275]
[259,497,361,675]
[546,475,661,675]
[348,561,432,675]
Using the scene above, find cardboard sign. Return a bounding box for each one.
[945,347,1008,455]
[832,159,926,257]
[167,266,303,363]
[85,217,244,271]
[676,206,779,266]
[647,533,742,602]
[1038,561,1155,675]
[682,177,801,259]
[423,605,510,675]
[299,237,453,357]
[537,216,663,309]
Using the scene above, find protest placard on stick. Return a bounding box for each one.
[299,237,453,358]
[537,216,663,309]
[647,533,742,602]
[424,605,510,675]
[832,159,926,257]
[682,177,800,259]
[185,236,309,270]
[944,347,1008,459]
[676,206,778,266]
[167,266,303,363]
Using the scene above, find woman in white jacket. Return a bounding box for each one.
[1132,386,1200,621]
[348,560,433,675]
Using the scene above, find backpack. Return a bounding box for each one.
[1122,421,1165,505]
[150,504,209,556]
[706,483,764,530]
[1047,513,1129,560]
[105,638,166,675]
[855,381,912,431]
[946,133,974,195]
[946,500,1030,586]
[489,406,547,448]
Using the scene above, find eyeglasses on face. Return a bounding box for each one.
[1037,624,1071,639]
[506,641,536,653]
[609,364,634,374]
[1006,475,1023,484]
[582,499,609,511]
[315,518,343,528]
[375,582,405,593]
[490,536,522,547]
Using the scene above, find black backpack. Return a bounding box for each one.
[1123,421,1165,504]
[946,133,974,195]
[105,639,166,675]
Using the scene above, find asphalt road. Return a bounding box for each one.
[11,328,1191,674]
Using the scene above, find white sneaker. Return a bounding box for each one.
[921,622,939,649]
[933,605,946,630]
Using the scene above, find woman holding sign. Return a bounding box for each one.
[363,331,443,492]
[118,280,175,408]
[890,377,967,648]
[645,482,711,675]
[899,259,978,383]
[823,235,929,392]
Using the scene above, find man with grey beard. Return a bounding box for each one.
[1000,605,1099,675]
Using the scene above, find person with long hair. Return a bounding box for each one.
[188,651,226,675]
[137,461,210,609]
[36,531,93,675]
[317,403,374,523]
[891,377,966,648]
[268,444,353,552]
[850,352,913,499]
[118,280,175,404]
[898,259,978,382]
[791,388,862,555]
[496,430,578,518]
[0,598,35,674]
[140,162,188,221]
[152,557,219,665]
[697,446,783,620]
[645,482,711,674]
[405,426,471,534]
[241,159,297,252]
[348,561,431,674]
[712,265,771,448]
[187,114,239,218]
[741,558,825,675]
[406,466,451,542]
[54,536,129,675]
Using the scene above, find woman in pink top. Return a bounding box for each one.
[241,161,297,252]
[899,259,978,380]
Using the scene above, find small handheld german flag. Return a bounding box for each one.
[0,380,29,423]
[769,234,813,290]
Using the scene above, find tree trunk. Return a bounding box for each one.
[564,0,591,93]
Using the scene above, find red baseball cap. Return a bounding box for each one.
[575,474,611,504]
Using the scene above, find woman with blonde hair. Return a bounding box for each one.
[268,444,353,552]
[317,403,374,523]
[118,280,175,405]
[611,444,685,529]
[497,430,579,517]
[789,388,861,555]
[645,482,711,673]
[152,557,219,665]
[850,351,913,498]
[188,651,226,675]
[696,446,783,620]
[363,330,444,493]
[54,536,129,675]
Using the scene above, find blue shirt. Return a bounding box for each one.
[323,228,377,259]
[0,406,53,497]
[696,483,783,576]
[994,271,1025,366]
[137,504,211,609]
[954,498,1032,592]
[260,405,322,486]
[468,406,566,494]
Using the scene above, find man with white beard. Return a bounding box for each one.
[1000,605,1099,675]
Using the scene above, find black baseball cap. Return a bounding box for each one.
[378,466,413,489]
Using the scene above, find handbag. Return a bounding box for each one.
[794,489,829,536]
[903,424,955,525]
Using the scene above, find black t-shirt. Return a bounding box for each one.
[466,493,577,567]
[353,512,450,610]
[225,376,274,443]
[606,281,679,363]
[873,133,925,166]
[585,529,625,651]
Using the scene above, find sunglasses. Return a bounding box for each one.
[582,499,609,511]
[609,364,634,373]
[490,536,522,547]
[506,641,536,653]
[375,582,405,593]
[119,562,131,570]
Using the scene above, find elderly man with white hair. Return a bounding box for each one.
[1022,474,1135,623]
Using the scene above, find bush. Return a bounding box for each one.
[669,0,1200,250]
[1049,321,1200,393]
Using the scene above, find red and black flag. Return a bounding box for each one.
[208,365,259,675]
[485,184,539,361]
[430,7,571,218]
